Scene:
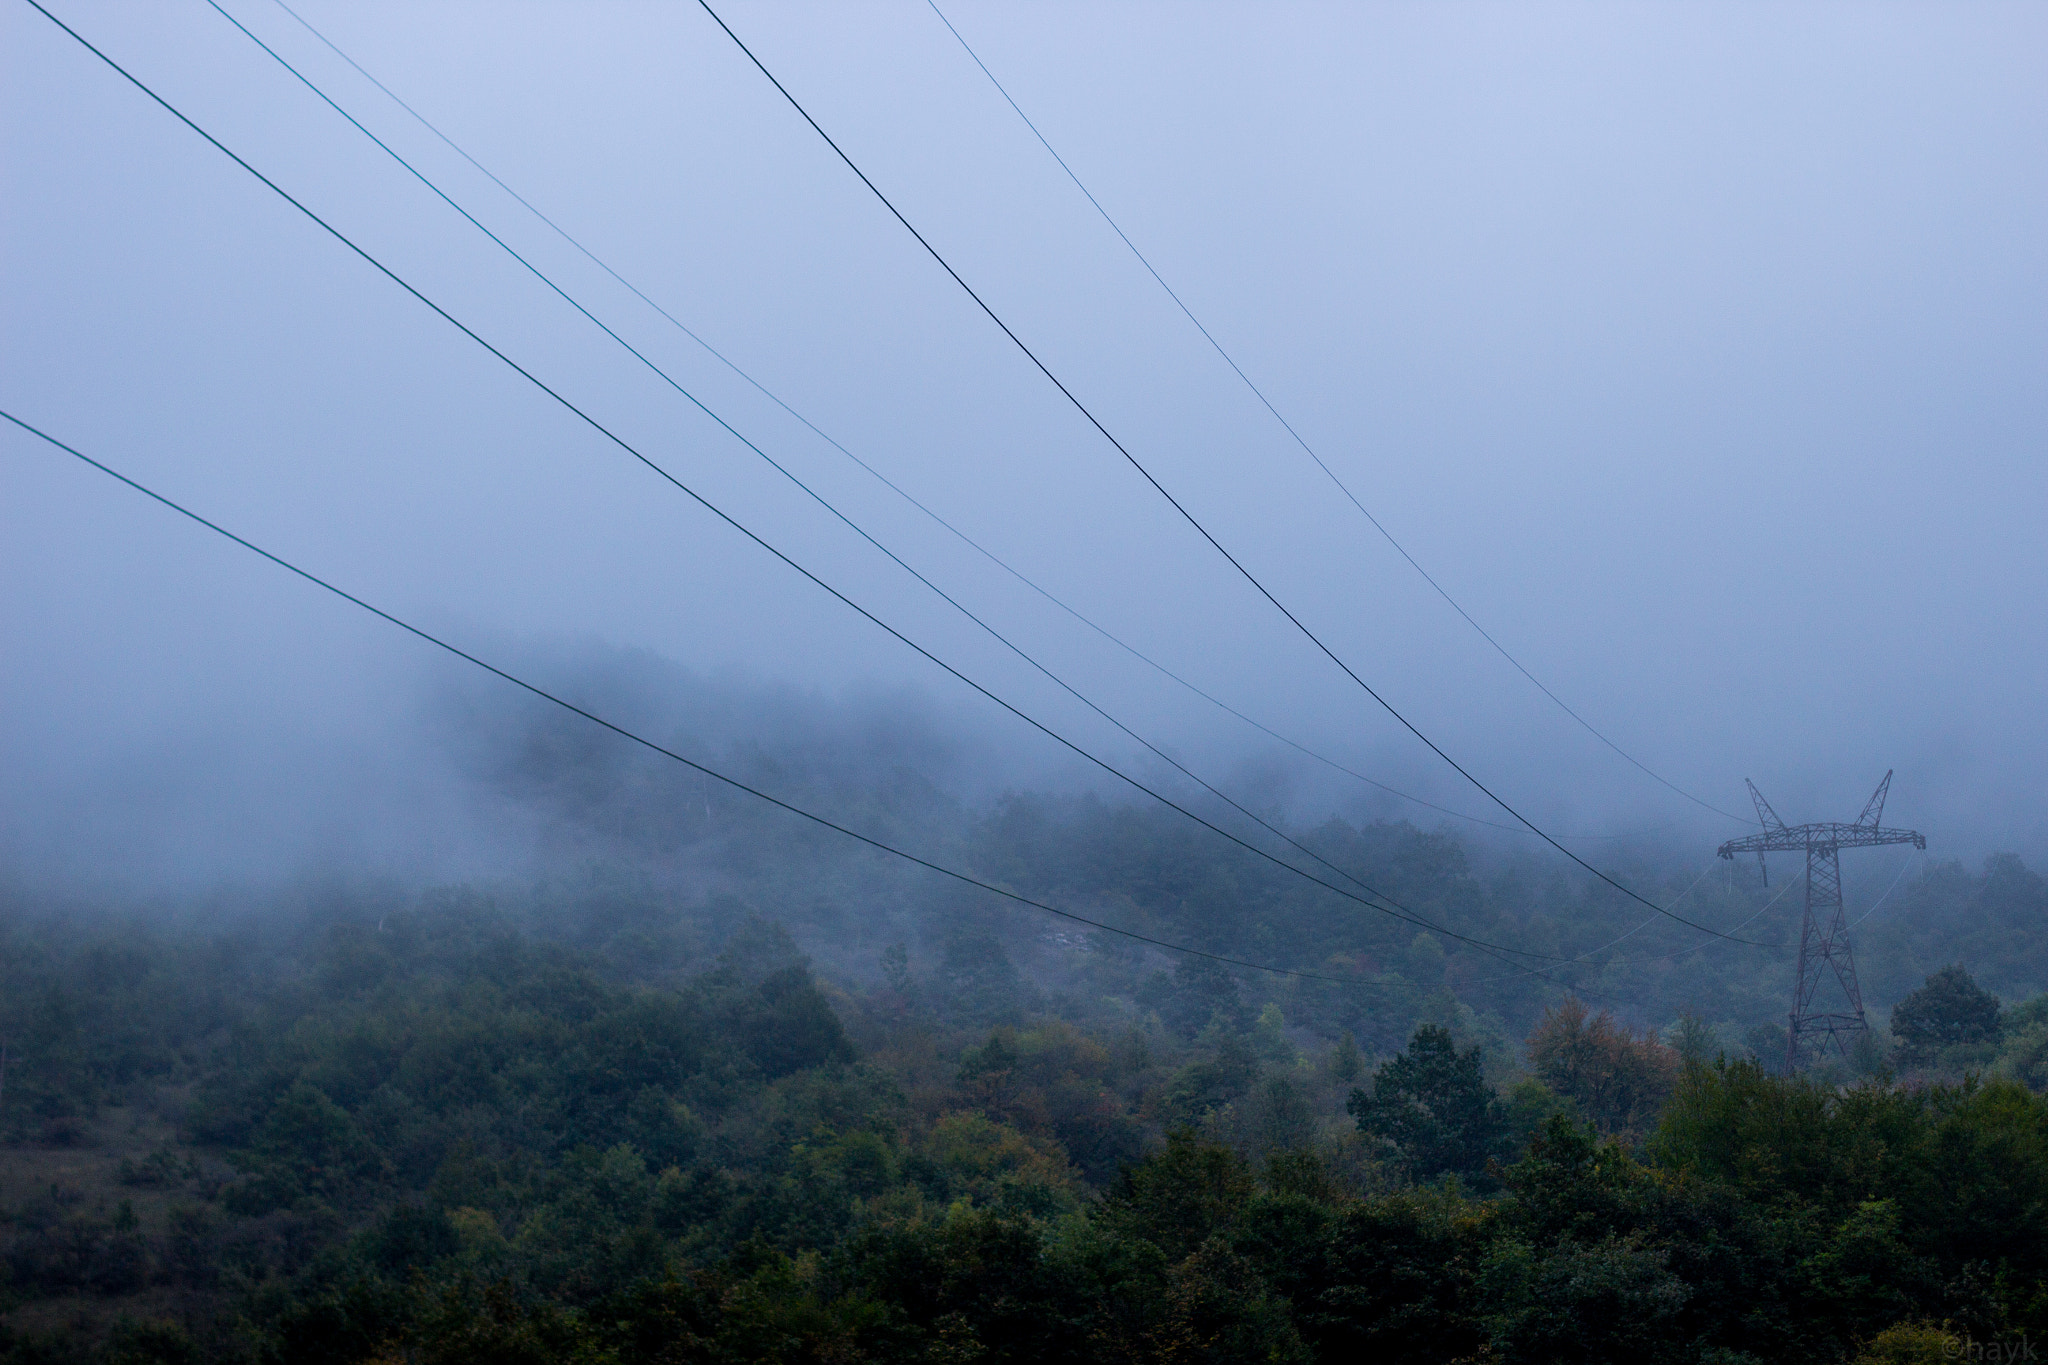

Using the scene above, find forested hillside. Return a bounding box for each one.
[7,0,2041,1358]
[3,796,2044,1363]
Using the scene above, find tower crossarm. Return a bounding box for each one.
[1717,772,1927,1072]
[1717,822,1926,859]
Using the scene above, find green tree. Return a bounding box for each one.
[1299,1189,1487,1360]
[1853,1321,1960,1364]
[1348,1024,1507,1183]
[103,1320,202,1365]
[1148,1241,1311,1365]
[1328,1031,1362,1083]
[1649,1057,1845,1206]
[731,965,855,1078]
[1098,1130,1256,1263]
[1667,1011,1721,1067]
[1891,964,2002,1063]
[1480,1233,1692,1365]
[1142,957,1247,1040]
[1501,1112,1654,1246]
[1993,993,2048,1091]
[839,1206,1095,1363]
[229,1079,387,1211]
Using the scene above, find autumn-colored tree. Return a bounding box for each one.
[1526,998,1681,1138]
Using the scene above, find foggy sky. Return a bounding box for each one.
[4,0,2044,891]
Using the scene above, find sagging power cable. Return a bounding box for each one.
[197,0,1549,934]
[692,0,1778,947]
[922,0,1747,828]
[22,0,1586,973]
[253,0,1580,842]
[0,409,1385,988]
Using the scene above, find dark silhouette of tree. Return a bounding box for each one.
[1097,1129,1255,1263]
[1891,964,2002,1062]
[1347,1024,1506,1183]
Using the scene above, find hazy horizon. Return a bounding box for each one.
[6,0,2044,897]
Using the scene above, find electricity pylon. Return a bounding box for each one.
[1717,771,1926,1071]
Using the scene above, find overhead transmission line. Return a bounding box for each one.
[183,0,1572,970]
[923,0,1748,829]
[252,0,1589,844]
[205,4,1710,996]
[194,0,1568,949]
[0,410,1383,989]
[22,0,1599,977]
[1845,850,1927,931]
[693,0,1773,948]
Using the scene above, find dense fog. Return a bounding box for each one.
[6,1,2045,893]
[4,4,2044,1361]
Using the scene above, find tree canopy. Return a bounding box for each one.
[1891,963,2004,1062]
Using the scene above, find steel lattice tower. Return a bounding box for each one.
[1717,771,1925,1072]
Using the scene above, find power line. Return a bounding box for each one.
[22,0,1584,972]
[1623,856,1892,976]
[922,0,1747,828]
[1547,844,1917,983]
[189,0,1567,968]
[254,0,1595,844]
[0,409,1375,989]
[692,0,1774,948]
[1844,849,1926,931]
[195,0,1557,941]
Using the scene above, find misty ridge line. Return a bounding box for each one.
[0,405,1526,991]
[30,0,1763,967]
[0,398,1567,980]
[693,0,1774,946]
[250,0,1623,848]
[921,0,1749,829]
[192,0,1563,949]
[7,10,1611,976]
